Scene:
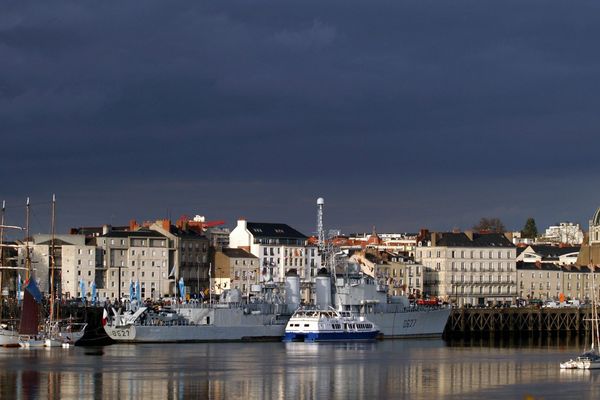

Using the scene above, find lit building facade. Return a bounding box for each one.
[417,231,517,306]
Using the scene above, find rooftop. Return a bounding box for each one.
[222,248,257,259]
[246,222,307,239]
[432,232,515,248]
[517,262,562,271]
[99,229,166,239]
[527,245,580,260]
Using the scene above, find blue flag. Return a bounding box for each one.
[24,278,43,303]
[135,280,141,303]
[129,280,134,302]
[91,281,97,305]
[79,279,86,300]
[178,277,185,301]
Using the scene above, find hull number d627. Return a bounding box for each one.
[403,319,417,328]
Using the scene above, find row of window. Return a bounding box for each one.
[451,274,513,283]
[131,260,165,267]
[453,286,513,295]
[106,239,166,247]
[262,247,314,257]
[254,238,306,246]
[182,242,208,251]
[65,270,93,277]
[420,250,514,259]
[449,262,514,272]
[262,257,305,267]
[234,259,256,266]
[109,280,158,288]
[233,271,256,280]
[110,270,162,278]
[520,272,598,281]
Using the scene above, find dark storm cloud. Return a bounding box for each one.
[1,0,600,234]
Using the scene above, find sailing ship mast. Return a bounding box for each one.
[0,201,4,298]
[589,247,599,353]
[25,197,30,281]
[592,261,596,352]
[49,194,56,322]
[593,264,600,352]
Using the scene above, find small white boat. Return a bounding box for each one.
[45,321,86,346]
[44,337,66,348]
[57,322,87,344]
[560,359,579,369]
[0,325,20,348]
[20,336,45,348]
[560,352,600,370]
[576,351,600,369]
[283,308,379,342]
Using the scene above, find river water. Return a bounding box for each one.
[0,338,598,400]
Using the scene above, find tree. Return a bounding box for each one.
[521,218,538,239]
[473,217,506,233]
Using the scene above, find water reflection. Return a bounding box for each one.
[0,340,599,399]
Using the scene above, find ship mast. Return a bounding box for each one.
[49,194,56,322]
[25,197,31,281]
[0,200,4,298]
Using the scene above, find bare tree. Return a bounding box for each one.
[473,217,506,233]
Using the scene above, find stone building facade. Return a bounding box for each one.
[417,231,517,306]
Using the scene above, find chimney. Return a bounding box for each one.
[431,232,437,247]
[102,224,111,235]
[129,219,138,231]
[465,230,474,241]
[162,219,171,231]
[238,218,247,231]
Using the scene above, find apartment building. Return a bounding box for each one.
[517,262,600,301]
[148,219,209,296]
[416,231,517,306]
[350,250,424,297]
[17,234,95,298]
[229,220,320,282]
[96,229,171,301]
[214,248,259,296]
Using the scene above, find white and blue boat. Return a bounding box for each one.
[283,308,379,342]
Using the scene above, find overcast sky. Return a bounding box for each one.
[2,1,600,236]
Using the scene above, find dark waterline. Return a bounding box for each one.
[0,339,599,400]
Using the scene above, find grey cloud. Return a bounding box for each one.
[1,0,600,234]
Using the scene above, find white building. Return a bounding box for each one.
[229,220,320,282]
[542,222,584,245]
[516,245,579,266]
[16,234,95,298]
[416,231,517,306]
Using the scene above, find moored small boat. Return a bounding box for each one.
[0,325,20,348]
